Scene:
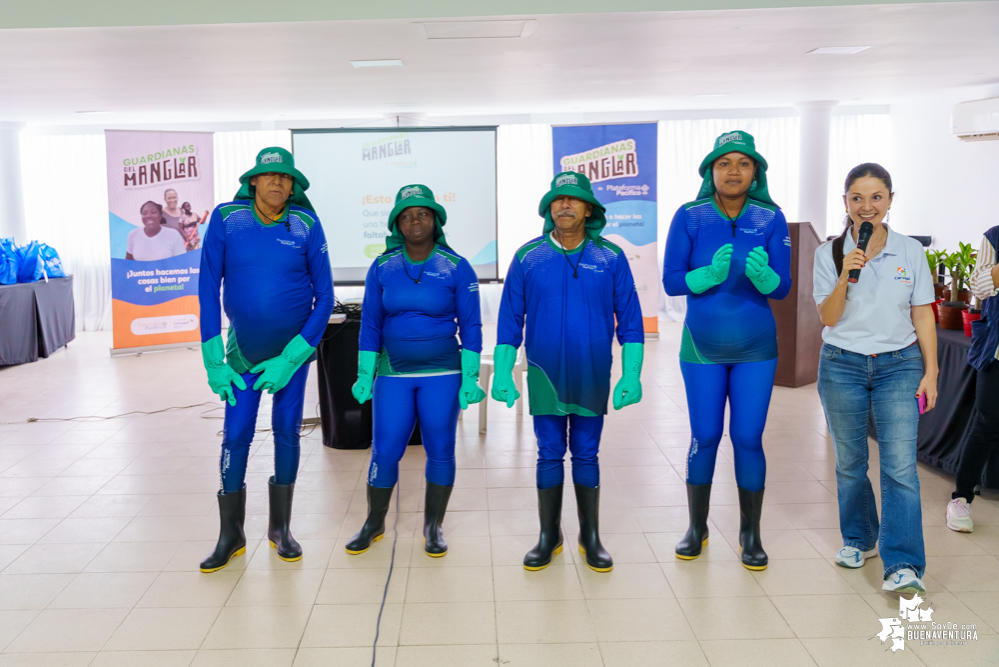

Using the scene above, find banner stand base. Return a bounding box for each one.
[110,342,199,357]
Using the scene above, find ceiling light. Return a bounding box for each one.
[417,20,536,40]
[351,60,403,68]
[807,46,870,55]
[75,110,111,114]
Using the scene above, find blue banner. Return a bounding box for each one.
[552,123,659,333]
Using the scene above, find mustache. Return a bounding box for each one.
[556,210,578,218]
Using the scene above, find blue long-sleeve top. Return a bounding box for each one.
[498,235,644,417]
[663,198,791,364]
[199,201,335,372]
[359,245,482,376]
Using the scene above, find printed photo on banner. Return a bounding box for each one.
[552,123,659,334]
[105,130,215,351]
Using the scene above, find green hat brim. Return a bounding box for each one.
[539,184,607,242]
[238,162,310,192]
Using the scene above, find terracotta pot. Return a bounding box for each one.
[941,286,952,302]
[939,301,969,330]
[964,310,982,337]
[957,290,972,305]
[934,284,947,299]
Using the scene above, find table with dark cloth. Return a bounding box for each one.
[868,325,998,490]
[0,276,75,366]
[315,317,420,450]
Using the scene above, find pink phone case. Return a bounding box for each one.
[918,393,927,415]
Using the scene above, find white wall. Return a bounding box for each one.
[889,85,999,252]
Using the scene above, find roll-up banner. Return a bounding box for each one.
[105,130,214,352]
[552,123,659,335]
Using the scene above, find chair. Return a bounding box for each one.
[477,346,527,434]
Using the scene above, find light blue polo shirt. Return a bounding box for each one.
[813,225,935,355]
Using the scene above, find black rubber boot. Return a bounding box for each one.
[523,484,564,571]
[675,483,712,560]
[267,476,302,562]
[423,482,453,557]
[738,487,768,570]
[200,486,247,573]
[346,484,394,555]
[575,484,613,573]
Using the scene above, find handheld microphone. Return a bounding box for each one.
[848,221,874,284]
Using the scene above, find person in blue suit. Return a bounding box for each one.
[347,184,485,558]
[198,147,334,572]
[663,131,791,570]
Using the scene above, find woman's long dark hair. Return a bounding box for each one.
[832,163,893,275]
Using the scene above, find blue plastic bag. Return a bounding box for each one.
[16,240,44,283]
[0,238,17,285]
[38,243,66,278]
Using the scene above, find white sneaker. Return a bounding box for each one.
[835,546,878,568]
[883,568,926,595]
[946,498,974,533]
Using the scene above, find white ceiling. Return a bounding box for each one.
[1,2,997,128]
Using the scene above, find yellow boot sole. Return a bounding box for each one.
[423,537,447,558]
[269,540,303,562]
[675,536,709,561]
[524,544,563,571]
[200,546,245,573]
[345,533,383,555]
[579,545,613,573]
[739,546,767,570]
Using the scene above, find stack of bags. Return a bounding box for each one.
[0,239,66,285]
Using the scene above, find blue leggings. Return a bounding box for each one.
[680,358,777,492]
[220,364,309,493]
[534,414,604,489]
[368,374,461,488]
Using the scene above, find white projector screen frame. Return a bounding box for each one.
[291,126,499,284]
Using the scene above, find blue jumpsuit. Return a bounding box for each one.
[663,198,791,492]
[498,235,644,488]
[359,245,482,488]
[200,202,335,493]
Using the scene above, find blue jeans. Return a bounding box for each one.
[817,342,925,579]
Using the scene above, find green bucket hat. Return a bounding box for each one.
[695,131,777,207]
[538,171,607,242]
[234,147,315,212]
[385,184,452,252]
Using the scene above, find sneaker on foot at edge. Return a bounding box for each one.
[883,568,925,595]
[835,545,878,569]
[946,497,973,533]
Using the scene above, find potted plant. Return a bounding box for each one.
[950,242,977,304]
[927,249,948,300]
[964,296,983,337]
[937,249,954,301]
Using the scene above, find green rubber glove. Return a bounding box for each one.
[490,344,520,408]
[202,335,246,406]
[459,349,486,410]
[249,334,316,394]
[612,342,644,410]
[685,243,733,294]
[352,350,379,404]
[745,246,781,295]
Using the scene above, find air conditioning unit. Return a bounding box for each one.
[952,97,999,141]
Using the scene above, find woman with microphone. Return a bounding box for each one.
[813,163,937,595]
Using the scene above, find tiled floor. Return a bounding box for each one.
[1,322,997,666]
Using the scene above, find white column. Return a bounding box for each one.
[0,123,26,242]
[797,102,836,238]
